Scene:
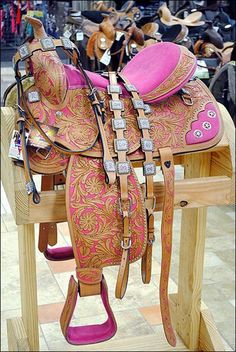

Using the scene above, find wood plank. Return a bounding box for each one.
[176,153,211,350]
[7,317,30,351]
[18,224,39,351]
[199,308,225,351]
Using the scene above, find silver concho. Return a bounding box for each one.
[143,162,156,176]
[61,37,73,50]
[40,37,56,51]
[18,44,31,60]
[112,118,126,130]
[117,161,131,175]
[202,121,212,130]
[107,85,121,94]
[137,118,150,130]
[109,100,124,111]
[114,139,129,152]
[193,129,203,138]
[132,98,144,110]
[141,139,154,152]
[28,91,40,103]
[104,160,116,173]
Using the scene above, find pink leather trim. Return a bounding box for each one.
[66,276,117,345]
[186,102,220,144]
[44,246,74,261]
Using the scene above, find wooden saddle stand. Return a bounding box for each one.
[2,15,235,351]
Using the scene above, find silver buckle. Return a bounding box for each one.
[118,197,132,215]
[124,83,138,92]
[132,98,144,110]
[137,118,150,130]
[112,118,126,131]
[121,238,132,249]
[107,84,122,95]
[141,138,154,152]
[104,160,116,173]
[143,162,156,176]
[18,43,32,60]
[60,37,73,50]
[40,37,56,51]
[114,139,129,152]
[109,100,124,111]
[28,91,40,103]
[117,161,131,175]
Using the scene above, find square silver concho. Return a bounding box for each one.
[107,85,121,95]
[132,99,144,110]
[28,91,40,103]
[61,37,73,50]
[143,162,156,176]
[18,43,31,60]
[141,139,154,152]
[114,139,128,152]
[104,160,116,173]
[144,104,152,114]
[137,118,150,130]
[40,37,55,51]
[112,118,126,131]
[117,161,131,175]
[124,84,138,92]
[109,100,124,111]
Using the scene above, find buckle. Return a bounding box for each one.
[104,160,116,173]
[145,196,156,211]
[40,37,56,51]
[132,98,144,110]
[141,138,154,152]
[124,83,138,92]
[121,238,132,249]
[118,197,132,215]
[18,43,32,60]
[179,88,193,106]
[107,84,122,95]
[114,139,129,152]
[143,162,156,176]
[109,100,124,111]
[28,91,40,103]
[112,118,126,131]
[137,118,150,130]
[117,161,131,175]
[60,37,73,50]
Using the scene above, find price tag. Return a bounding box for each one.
[100,49,111,66]
[116,31,124,41]
[76,31,84,41]
[63,30,71,39]
[194,60,209,79]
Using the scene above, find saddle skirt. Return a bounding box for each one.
[11,17,223,347]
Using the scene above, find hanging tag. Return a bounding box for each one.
[63,29,72,39]
[76,31,84,41]
[194,60,209,79]
[213,26,219,32]
[100,49,111,66]
[9,130,29,161]
[116,31,124,41]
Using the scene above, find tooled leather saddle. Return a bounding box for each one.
[11,16,223,347]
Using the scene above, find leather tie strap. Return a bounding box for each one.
[159,147,176,347]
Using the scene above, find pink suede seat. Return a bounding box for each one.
[65,42,197,104]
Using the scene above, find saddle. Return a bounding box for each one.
[11,16,223,347]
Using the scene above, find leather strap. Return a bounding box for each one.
[159,147,176,347]
[60,275,117,345]
[118,73,156,284]
[108,72,131,299]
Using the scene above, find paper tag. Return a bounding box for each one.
[194,60,210,79]
[9,130,29,161]
[63,30,71,39]
[76,31,84,41]
[116,31,124,41]
[100,49,111,66]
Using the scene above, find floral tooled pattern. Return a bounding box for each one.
[67,155,147,269]
[77,268,102,284]
[31,51,67,105]
[142,50,196,102]
[28,147,69,174]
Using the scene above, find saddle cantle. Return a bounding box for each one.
[11,16,223,347]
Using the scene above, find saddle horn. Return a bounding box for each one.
[24,15,47,39]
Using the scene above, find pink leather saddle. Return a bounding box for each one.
[10,16,222,347]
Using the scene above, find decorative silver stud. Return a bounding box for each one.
[28,91,40,103]
[117,161,131,175]
[112,118,126,130]
[40,37,55,51]
[109,100,124,111]
[56,111,63,117]
[107,85,121,94]
[114,139,129,152]
[18,43,31,60]
[61,37,73,50]
[141,139,154,152]
[202,121,212,130]
[193,129,203,138]
[143,162,156,176]
[207,110,216,118]
[104,160,116,173]
[137,118,150,130]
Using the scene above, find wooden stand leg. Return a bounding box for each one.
[18,224,39,351]
[176,153,211,350]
